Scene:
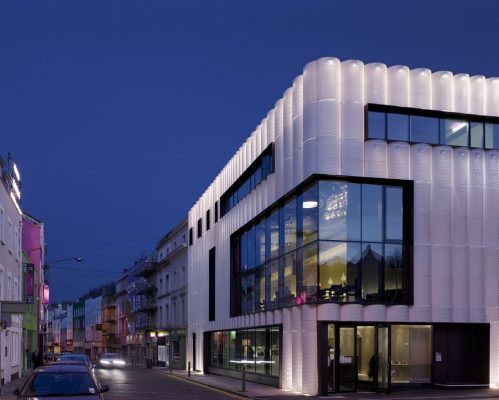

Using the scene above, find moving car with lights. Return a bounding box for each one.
[98,353,126,368]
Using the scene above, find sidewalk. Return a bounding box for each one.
[0,370,32,399]
[155,367,499,400]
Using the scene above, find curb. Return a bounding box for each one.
[157,370,252,400]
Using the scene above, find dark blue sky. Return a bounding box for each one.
[1,0,498,302]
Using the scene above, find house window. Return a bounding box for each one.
[206,210,211,231]
[215,201,219,223]
[189,228,193,246]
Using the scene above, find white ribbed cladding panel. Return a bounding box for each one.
[267,109,275,143]
[470,75,486,115]
[317,303,340,320]
[411,144,432,182]
[341,138,363,176]
[469,150,484,248]
[293,75,304,187]
[491,322,499,387]
[431,245,452,321]
[340,304,363,321]
[291,306,303,392]
[364,304,386,321]
[387,65,409,107]
[469,246,485,322]
[410,68,432,109]
[281,308,292,391]
[410,245,431,321]
[301,305,318,395]
[454,74,470,113]
[317,57,340,101]
[283,88,293,193]
[341,102,364,140]
[432,71,454,112]
[275,100,284,199]
[365,63,387,104]
[452,246,469,322]
[341,60,364,103]
[364,140,387,178]
[387,142,410,179]
[387,306,409,322]
[303,60,318,180]
[486,77,499,116]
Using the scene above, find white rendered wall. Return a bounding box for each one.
[188,57,499,394]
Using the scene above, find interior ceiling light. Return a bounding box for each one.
[302,201,318,209]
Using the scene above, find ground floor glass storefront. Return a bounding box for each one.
[321,323,432,394]
[208,326,280,386]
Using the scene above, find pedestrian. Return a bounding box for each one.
[31,351,37,368]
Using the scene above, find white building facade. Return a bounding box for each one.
[188,58,499,395]
[0,155,23,385]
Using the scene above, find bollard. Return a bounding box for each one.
[188,361,191,378]
[241,366,246,392]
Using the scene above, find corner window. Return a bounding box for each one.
[485,123,499,149]
[231,177,412,315]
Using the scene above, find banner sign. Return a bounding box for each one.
[26,264,34,304]
[43,284,50,305]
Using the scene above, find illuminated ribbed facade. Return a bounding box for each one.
[188,58,499,395]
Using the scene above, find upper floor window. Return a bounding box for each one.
[366,103,499,149]
[189,228,193,246]
[231,176,412,316]
[197,218,202,238]
[215,201,219,223]
[7,220,12,252]
[221,144,274,217]
[0,208,4,243]
[206,210,210,231]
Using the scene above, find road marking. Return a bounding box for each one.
[157,371,249,400]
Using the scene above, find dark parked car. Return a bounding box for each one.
[14,363,109,399]
[98,353,126,368]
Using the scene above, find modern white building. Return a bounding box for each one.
[0,154,23,385]
[155,218,187,369]
[188,57,499,395]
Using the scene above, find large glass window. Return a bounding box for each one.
[366,104,499,150]
[387,113,409,141]
[209,326,281,382]
[302,184,318,245]
[440,119,468,147]
[485,123,499,150]
[368,111,386,139]
[319,182,361,241]
[410,116,439,144]
[232,177,411,315]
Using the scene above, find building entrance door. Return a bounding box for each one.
[334,324,391,394]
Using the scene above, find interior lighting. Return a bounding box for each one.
[450,122,468,134]
[302,201,318,209]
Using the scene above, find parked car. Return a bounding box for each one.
[14,363,109,399]
[59,354,94,370]
[98,353,126,368]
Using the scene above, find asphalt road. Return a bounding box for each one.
[94,367,243,400]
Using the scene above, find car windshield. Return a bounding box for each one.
[21,371,98,396]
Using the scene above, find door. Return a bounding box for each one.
[337,326,356,392]
[376,325,390,393]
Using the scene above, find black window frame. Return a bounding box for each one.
[209,247,216,321]
[365,103,499,149]
[220,144,275,217]
[230,174,414,317]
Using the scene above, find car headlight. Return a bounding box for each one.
[100,360,111,365]
[114,360,125,365]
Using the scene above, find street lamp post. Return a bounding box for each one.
[43,257,83,362]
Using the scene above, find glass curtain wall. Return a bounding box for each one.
[233,178,410,316]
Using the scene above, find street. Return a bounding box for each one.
[94,367,243,400]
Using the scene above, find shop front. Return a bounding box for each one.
[318,323,489,395]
